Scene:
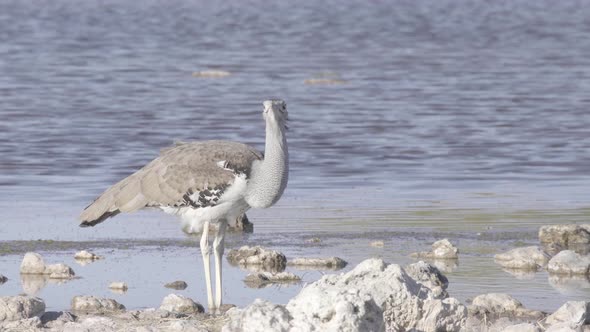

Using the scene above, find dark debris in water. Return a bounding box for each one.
[0,238,199,256]
[0,227,539,257]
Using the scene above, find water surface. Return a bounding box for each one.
[0,0,589,313]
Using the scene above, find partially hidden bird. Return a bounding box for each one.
[79,100,289,310]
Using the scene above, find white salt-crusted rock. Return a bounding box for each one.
[134,326,159,332]
[545,322,578,332]
[164,319,209,331]
[0,296,45,321]
[63,316,117,332]
[0,316,42,330]
[494,246,550,270]
[545,301,590,329]
[289,259,466,331]
[45,263,76,279]
[121,308,188,321]
[20,252,75,279]
[223,299,292,332]
[404,261,449,299]
[41,311,76,330]
[502,322,541,332]
[71,296,125,313]
[411,239,459,259]
[159,294,204,314]
[225,258,466,332]
[74,250,102,260]
[108,281,128,291]
[471,293,524,314]
[539,224,590,246]
[547,250,590,275]
[469,293,543,319]
[411,298,467,332]
[432,239,459,259]
[20,252,46,274]
[226,246,286,272]
[287,257,347,269]
[463,315,542,332]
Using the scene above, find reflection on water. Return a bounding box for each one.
[430,259,459,274]
[285,264,345,272]
[243,274,302,290]
[243,280,301,290]
[548,274,590,296]
[109,288,128,295]
[229,263,283,274]
[74,259,96,267]
[20,274,71,296]
[502,268,536,281]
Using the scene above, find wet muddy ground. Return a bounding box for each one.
[1,190,588,313]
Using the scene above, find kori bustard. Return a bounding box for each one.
[79,100,289,310]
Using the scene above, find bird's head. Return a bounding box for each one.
[263,99,288,129]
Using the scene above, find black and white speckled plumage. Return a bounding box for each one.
[79,140,262,226]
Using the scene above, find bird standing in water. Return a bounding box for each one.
[79,100,289,310]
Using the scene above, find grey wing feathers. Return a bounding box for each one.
[79,140,262,227]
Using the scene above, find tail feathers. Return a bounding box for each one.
[79,209,120,227]
[79,169,152,227]
[79,191,119,227]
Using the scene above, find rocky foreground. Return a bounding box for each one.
[1,257,589,331]
[1,224,590,331]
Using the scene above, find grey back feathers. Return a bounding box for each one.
[79,140,262,226]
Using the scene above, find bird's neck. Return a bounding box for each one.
[264,120,288,163]
[245,119,289,208]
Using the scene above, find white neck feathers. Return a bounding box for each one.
[244,104,289,208]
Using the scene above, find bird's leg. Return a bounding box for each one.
[213,219,228,310]
[200,220,214,310]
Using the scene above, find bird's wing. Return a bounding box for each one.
[79,141,262,226]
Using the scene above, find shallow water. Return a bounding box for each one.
[1,0,590,314]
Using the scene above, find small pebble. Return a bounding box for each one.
[164,280,188,290]
[304,78,346,85]
[192,70,230,78]
[288,257,348,269]
[74,250,102,260]
[370,240,385,248]
[109,282,128,291]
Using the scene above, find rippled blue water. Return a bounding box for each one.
[0,0,589,312]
